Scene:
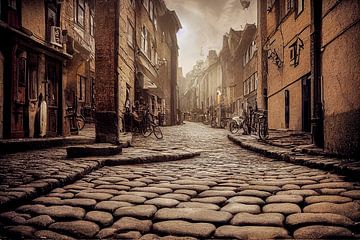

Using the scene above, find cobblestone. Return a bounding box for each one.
[0,122,359,239]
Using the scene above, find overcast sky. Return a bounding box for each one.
[164,0,257,75]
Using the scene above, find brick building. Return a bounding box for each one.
[263,0,312,131]
[0,0,94,139]
[95,0,181,142]
[219,24,258,117]
[135,0,181,126]
[258,0,360,157]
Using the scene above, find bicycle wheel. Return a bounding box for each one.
[258,120,269,140]
[76,115,86,130]
[153,126,163,139]
[229,121,239,134]
[141,125,152,137]
[220,119,227,129]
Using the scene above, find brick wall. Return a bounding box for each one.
[94,0,119,143]
[22,0,46,40]
[321,0,360,157]
[266,0,311,130]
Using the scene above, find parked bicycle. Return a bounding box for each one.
[124,107,163,139]
[243,109,269,140]
[141,109,163,139]
[65,106,85,132]
[229,116,245,134]
[220,117,231,129]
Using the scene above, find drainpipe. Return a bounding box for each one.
[311,0,324,147]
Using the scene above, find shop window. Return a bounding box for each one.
[75,0,85,28]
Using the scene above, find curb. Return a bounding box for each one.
[0,137,95,154]
[228,134,360,181]
[0,150,201,212]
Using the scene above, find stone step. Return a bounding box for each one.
[67,144,122,158]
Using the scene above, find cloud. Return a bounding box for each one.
[164,0,257,74]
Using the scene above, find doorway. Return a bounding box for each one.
[302,76,311,132]
[285,90,290,129]
[46,58,62,137]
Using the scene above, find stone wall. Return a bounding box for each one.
[321,1,360,157]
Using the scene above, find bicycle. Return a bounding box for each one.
[65,106,85,132]
[229,116,245,134]
[258,110,269,140]
[220,117,231,129]
[141,110,163,139]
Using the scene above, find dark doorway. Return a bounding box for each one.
[285,90,290,129]
[46,58,62,137]
[302,76,311,132]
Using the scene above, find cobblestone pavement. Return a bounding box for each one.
[1,122,360,239]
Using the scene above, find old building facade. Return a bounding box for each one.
[258,0,360,157]
[264,0,312,131]
[95,0,181,142]
[219,24,258,117]
[135,0,181,126]
[0,0,94,139]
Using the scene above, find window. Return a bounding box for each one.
[5,0,21,27]
[127,21,134,47]
[286,0,294,14]
[296,0,304,15]
[90,10,94,36]
[78,75,86,102]
[141,26,148,53]
[149,0,154,20]
[46,1,60,42]
[75,0,85,27]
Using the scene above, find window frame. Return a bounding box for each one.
[89,10,94,36]
[127,20,134,48]
[75,0,85,28]
[295,0,304,17]
[78,75,86,102]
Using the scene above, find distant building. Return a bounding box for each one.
[219,24,258,117]
[0,0,95,139]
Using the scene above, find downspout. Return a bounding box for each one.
[311,0,324,147]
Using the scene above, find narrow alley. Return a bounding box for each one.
[0,122,359,239]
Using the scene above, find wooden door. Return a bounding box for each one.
[46,59,61,137]
[10,47,26,138]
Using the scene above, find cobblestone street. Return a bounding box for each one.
[1,122,359,239]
